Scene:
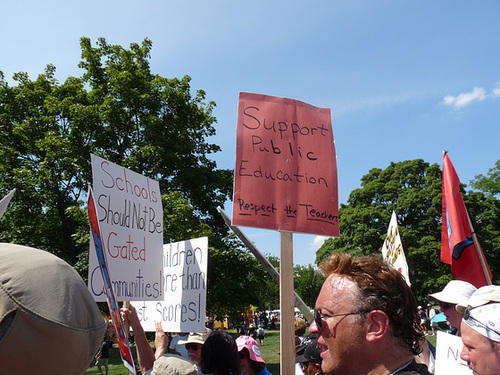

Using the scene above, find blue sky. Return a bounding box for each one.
[1,1,499,266]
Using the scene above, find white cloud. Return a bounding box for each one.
[493,82,500,97]
[443,86,486,109]
[442,83,500,109]
[309,235,329,251]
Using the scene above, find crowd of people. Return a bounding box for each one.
[118,252,499,375]
[1,243,499,375]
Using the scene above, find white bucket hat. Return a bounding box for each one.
[429,280,477,306]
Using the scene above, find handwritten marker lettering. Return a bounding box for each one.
[237,198,278,216]
[233,93,339,237]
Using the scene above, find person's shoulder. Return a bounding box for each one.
[396,361,432,375]
[259,367,273,375]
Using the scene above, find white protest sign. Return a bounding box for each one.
[382,211,411,286]
[435,331,472,375]
[134,237,208,332]
[88,154,163,302]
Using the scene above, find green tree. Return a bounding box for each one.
[316,159,451,302]
[468,160,500,277]
[470,160,500,198]
[462,192,500,282]
[206,234,279,323]
[0,37,232,270]
[316,159,500,301]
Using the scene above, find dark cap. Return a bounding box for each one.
[295,334,322,365]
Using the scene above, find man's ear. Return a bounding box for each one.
[365,310,390,342]
[494,341,500,354]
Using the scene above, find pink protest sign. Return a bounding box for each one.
[233,92,339,237]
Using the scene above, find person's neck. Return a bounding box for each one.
[365,347,414,374]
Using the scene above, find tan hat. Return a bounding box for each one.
[178,327,212,345]
[456,285,500,314]
[0,243,106,374]
[151,354,197,375]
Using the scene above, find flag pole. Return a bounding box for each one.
[465,211,492,285]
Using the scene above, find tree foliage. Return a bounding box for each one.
[0,37,232,271]
[471,159,500,198]
[315,159,500,302]
[206,234,279,322]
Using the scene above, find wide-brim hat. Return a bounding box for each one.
[429,280,477,306]
[178,328,212,345]
[151,354,197,375]
[0,243,106,374]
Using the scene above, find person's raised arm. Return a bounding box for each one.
[121,304,155,374]
[154,322,170,360]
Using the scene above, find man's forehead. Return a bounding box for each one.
[318,274,357,307]
[326,274,356,290]
[461,321,492,346]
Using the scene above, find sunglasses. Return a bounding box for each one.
[438,302,454,310]
[464,306,500,337]
[185,343,202,351]
[313,308,368,330]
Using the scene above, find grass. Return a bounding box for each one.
[85,324,444,374]
[250,328,281,374]
[85,346,139,375]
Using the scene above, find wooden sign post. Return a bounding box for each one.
[280,231,295,375]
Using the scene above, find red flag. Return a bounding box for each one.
[441,152,492,287]
[88,187,136,374]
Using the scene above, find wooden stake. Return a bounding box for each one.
[280,231,295,375]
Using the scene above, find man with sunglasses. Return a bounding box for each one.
[429,280,476,336]
[178,329,212,373]
[309,252,430,374]
[455,285,500,375]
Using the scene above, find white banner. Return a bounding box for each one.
[134,237,208,333]
[382,211,411,285]
[88,154,163,302]
[435,331,472,375]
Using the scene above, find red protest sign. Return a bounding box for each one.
[233,92,339,237]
